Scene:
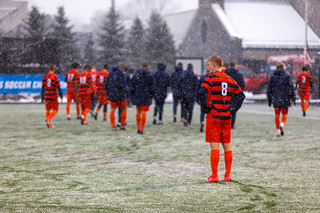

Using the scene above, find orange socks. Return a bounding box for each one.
[110,111,115,127]
[224,150,233,178]
[76,104,80,117]
[141,112,147,131]
[96,107,100,112]
[82,108,90,121]
[304,101,309,112]
[136,111,141,127]
[281,115,287,124]
[121,110,127,126]
[66,102,71,115]
[210,149,220,178]
[275,115,280,129]
[103,112,107,119]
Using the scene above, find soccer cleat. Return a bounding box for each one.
[158,121,163,125]
[173,117,177,123]
[103,117,107,121]
[112,126,118,131]
[94,113,98,120]
[200,123,204,132]
[67,115,71,120]
[89,110,94,117]
[117,122,121,127]
[120,125,127,130]
[303,111,306,117]
[224,176,231,182]
[205,176,219,183]
[153,119,157,125]
[137,130,144,134]
[77,116,81,120]
[280,126,284,136]
[46,118,50,128]
[183,121,188,127]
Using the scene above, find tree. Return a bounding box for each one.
[98,4,125,67]
[51,7,79,72]
[145,11,176,70]
[23,6,46,39]
[83,35,97,66]
[126,17,146,70]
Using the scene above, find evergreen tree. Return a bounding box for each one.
[51,7,79,72]
[145,11,176,70]
[24,6,46,39]
[98,5,125,67]
[83,35,97,66]
[126,17,146,70]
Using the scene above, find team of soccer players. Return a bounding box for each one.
[42,56,313,182]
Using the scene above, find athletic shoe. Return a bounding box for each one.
[303,111,306,117]
[117,122,121,127]
[83,121,88,125]
[153,119,157,125]
[224,176,231,182]
[94,113,98,120]
[280,126,284,136]
[200,123,204,132]
[205,176,219,183]
[46,118,50,128]
[158,121,163,125]
[120,125,127,130]
[67,116,71,120]
[183,121,188,127]
[173,117,177,123]
[77,116,81,120]
[137,130,143,134]
[89,110,94,117]
[112,126,118,131]
[103,118,107,121]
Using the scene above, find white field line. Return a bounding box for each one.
[241,109,320,120]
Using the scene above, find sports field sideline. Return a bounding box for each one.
[0,103,319,212]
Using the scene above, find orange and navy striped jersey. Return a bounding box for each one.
[296,72,312,92]
[96,70,109,95]
[200,71,243,120]
[42,72,61,101]
[77,71,92,96]
[65,69,80,93]
[89,70,99,93]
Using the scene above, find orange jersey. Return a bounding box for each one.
[297,72,312,92]
[96,70,109,95]
[201,71,242,120]
[89,70,99,93]
[42,72,61,101]
[77,71,92,96]
[65,69,80,93]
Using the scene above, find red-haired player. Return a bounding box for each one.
[296,65,313,116]
[198,56,245,183]
[94,64,109,121]
[65,62,80,120]
[41,64,63,128]
[77,65,96,125]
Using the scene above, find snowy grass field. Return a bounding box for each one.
[0,103,320,212]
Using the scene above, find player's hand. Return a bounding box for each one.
[59,93,63,100]
[41,94,44,103]
[268,100,272,107]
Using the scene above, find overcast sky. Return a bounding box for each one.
[26,0,198,26]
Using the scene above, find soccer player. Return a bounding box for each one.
[198,56,245,183]
[296,65,313,116]
[179,63,198,127]
[41,64,63,128]
[170,64,183,122]
[106,65,128,131]
[65,62,80,120]
[152,63,170,125]
[131,61,154,134]
[89,65,99,117]
[117,63,131,127]
[77,65,95,125]
[197,70,209,132]
[267,62,295,136]
[225,61,245,129]
[94,64,109,121]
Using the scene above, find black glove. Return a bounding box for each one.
[41,93,44,103]
[230,108,235,114]
[268,99,272,107]
[59,93,63,100]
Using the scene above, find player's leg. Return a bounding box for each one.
[279,107,288,136]
[153,101,158,124]
[173,96,178,122]
[81,96,91,125]
[187,100,195,126]
[140,111,147,132]
[103,104,108,121]
[221,119,232,181]
[95,104,101,120]
[303,92,310,116]
[66,92,72,119]
[299,91,305,113]
[274,108,281,136]
[158,101,164,125]
[120,102,128,129]
[136,106,141,130]
[110,102,117,130]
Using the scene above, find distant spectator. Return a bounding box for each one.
[170,65,183,122]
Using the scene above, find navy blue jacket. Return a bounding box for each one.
[197,72,209,104]
[267,67,295,108]
[153,63,170,101]
[105,65,127,101]
[131,68,153,106]
[179,69,198,101]
[225,67,245,113]
[170,65,183,97]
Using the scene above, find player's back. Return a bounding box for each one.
[78,71,92,96]
[42,73,60,101]
[96,70,109,95]
[65,69,80,93]
[297,72,312,92]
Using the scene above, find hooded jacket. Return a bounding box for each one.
[225,67,245,112]
[105,65,127,101]
[267,67,295,108]
[179,69,198,100]
[170,65,183,97]
[153,63,170,101]
[131,68,153,106]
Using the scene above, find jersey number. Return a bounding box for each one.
[79,77,87,84]
[302,76,306,83]
[221,82,228,96]
[67,74,74,81]
[99,76,104,83]
[47,79,52,87]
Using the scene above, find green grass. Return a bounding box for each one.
[0,103,320,212]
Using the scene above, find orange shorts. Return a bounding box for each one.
[98,94,109,105]
[78,95,91,109]
[299,91,310,101]
[206,118,231,143]
[45,100,59,111]
[110,101,127,109]
[136,105,149,111]
[66,91,78,103]
[274,107,288,115]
